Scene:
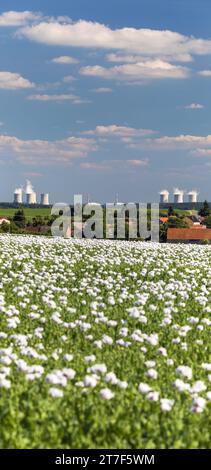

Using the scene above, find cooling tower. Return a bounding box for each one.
[174,188,184,204]
[25,180,36,204]
[187,191,198,203]
[40,193,50,206]
[159,190,169,203]
[25,180,33,194]
[14,188,23,204]
[26,192,37,204]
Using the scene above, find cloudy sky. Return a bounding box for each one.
[0,0,211,203]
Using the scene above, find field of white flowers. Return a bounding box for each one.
[0,235,211,449]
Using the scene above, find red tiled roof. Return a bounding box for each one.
[160,217,168,223]
[167,228,211,240]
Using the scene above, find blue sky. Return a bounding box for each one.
[0,0,211,203]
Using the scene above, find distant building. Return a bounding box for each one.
[167,228,211,243]
[0,218,10,225]
[13,180,50,206]
[187,191,199,203]
[186,215,204,224]
[159,217,168,224]
[40,193,50,206]
[14,188,23,204]
[25,180,36,204]
[159,190,169,203]
[26,192,37,204]
[173,188,184,204]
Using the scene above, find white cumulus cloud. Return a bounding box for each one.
[80,60,190,81]
[92,87,113,93]
[129,134,211,151]
[0,134,97,165]
[191,148,211,156]
[127,159,149,166]
[27,94,85,103]
[84,125,157,138]
[51,56,79,64]
[80,161,111,170]
[0,71,35,89]
[198,70,211,77]
[18,19,211,60]
[106,52,193,63]
[184,103,204,109]
[0,11,40,27]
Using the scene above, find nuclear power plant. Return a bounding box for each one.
[25,180,37,205]
[187,191,199,203]
[159,190,169,203]
[14,187,23,204]
[40,193,50,206]
[13,181,50,206]
[159,189,199,204]
[173,188,184,204]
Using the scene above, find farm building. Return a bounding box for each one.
[159,217,168,224]
[167,228,211,243]
[0,217,10,225]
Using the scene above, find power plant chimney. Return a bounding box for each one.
[173,188,184,204]
[187,190,198,203]
[26,192,37,204]
[159,190,169,203]
[40,193,49,206]
[14,187,23,204]
[25,180,37,205]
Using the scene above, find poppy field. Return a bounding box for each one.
[0,235,211,449]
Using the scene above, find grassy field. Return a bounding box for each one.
[0,206,193,223]
[0,236,211,448]
[160,209,193,216]
[0,208,51,221]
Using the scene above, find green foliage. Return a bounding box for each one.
[159,223,168,242]
[168,206,175,217]
[199,201,211,217]
[204,215,211,228]
[0,222,10,233]
[202,239,211,245]
[167,216,189,228]
[0,208,51,221]
[12,209,26,228]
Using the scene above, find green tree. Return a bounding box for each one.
[0,221,10,233]
[167,216,189,228]
[199,201,210,217]
[204,215,211,228]
[159,223,168,242]
[9,220,22,233]
[168,206,175,217]
[13,209,26,228]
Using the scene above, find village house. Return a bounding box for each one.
[0,217,10,226]
[167,227,211,244]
